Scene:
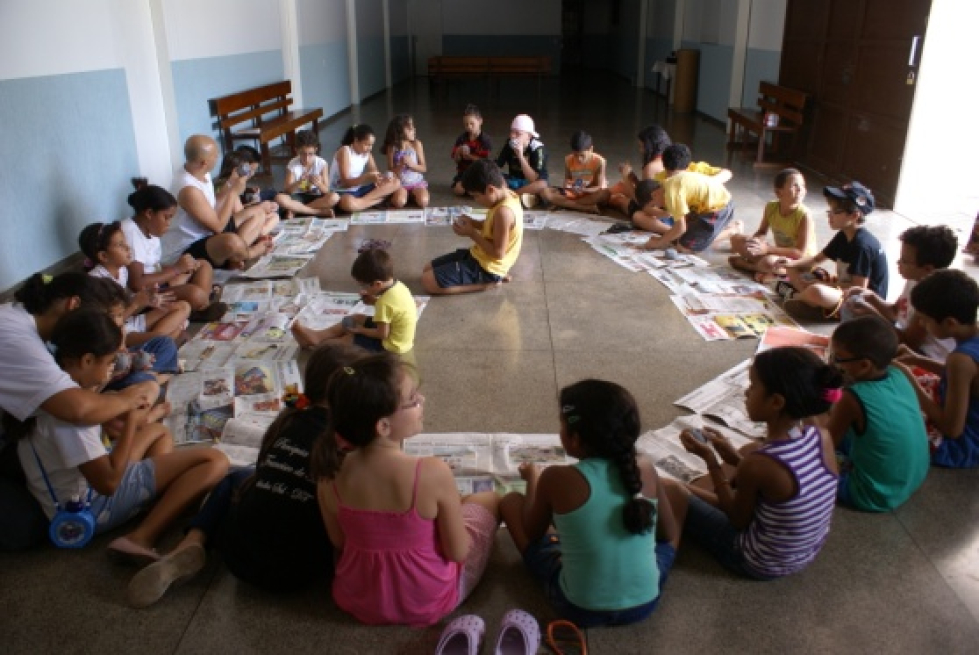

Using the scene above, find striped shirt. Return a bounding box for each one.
[738,426,837,577]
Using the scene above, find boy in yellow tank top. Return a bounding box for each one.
[540,131,609,214]
[730,168,816,282]
[421,160,524,295]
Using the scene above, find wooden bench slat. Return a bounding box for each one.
[727,81,808,167]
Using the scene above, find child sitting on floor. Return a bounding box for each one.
[421,159,524,295]
[291,246,417,355]
[664,347,839,579]
[500,379,679,627]
[777,181,888,322]
[281,131,341,215]
[608,124,672,217]
[330,124,402,213]
[313,353,500,626]
[7,309,227,564]
[123,178,225,322]
[540,130,609,215]
[729,168,816,282]
[843,225,958,361]
[79,221,191,346]
[494,113,548,208]
[826,316,929,511]
[896,270,979,468]
[451,104,493,197]
[217,146,336,219]
[125,343,365,607]
[384,113,430,209]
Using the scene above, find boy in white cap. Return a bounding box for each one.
[494,114,548,208]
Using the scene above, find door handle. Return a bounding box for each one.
[908,36,921,67]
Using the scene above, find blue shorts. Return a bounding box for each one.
[430,248,501,289]
[684,494,774,580]
[352,318,385,353]
[677,202,735,252]
[336,183,376,198]
[90,459,157,534]
[522,532,676,627]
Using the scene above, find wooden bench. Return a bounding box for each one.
[727,82,808,167]
[210,81,323,172]
[427,56,551,95]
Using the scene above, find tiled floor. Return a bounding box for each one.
[4,75,979,654]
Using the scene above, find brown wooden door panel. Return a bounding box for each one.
[828,2,864,40]
[783,0,829,39]
[808,104,847,173]
[841,113,906,204]
[820,42,858,107]
[779,40,823,94]
[863,0,929,39]
[853,43,917,120]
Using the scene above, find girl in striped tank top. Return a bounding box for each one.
[664,347,840,579]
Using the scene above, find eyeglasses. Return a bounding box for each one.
[399,393,424,411]
[831,353,864,364]
[826,209,847,216]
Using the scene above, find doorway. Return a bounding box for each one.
[561,0,585,72]
[779,0,930,207]
[408,0,442,76]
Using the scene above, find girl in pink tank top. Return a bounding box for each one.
[311,353,500,626]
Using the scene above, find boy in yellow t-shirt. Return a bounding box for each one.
[540,130,609,214]
[421,159,524,295]
[292,247,417,354]
[638,144,740,253]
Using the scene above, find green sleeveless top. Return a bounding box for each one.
[553,459,659,610]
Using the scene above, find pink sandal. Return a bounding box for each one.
[493,609,540,655]
[435,614,485,655]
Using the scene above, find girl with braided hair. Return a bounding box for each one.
[500,379,680,627]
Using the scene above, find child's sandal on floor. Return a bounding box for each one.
[493,609,540,655]
[546,620,587,655]
[434,614,485,655]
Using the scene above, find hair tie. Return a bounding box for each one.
[83,258,94,269]
[343,366,355,375]
[282,385,310,410]
[822,387,843,403]
[41,274,53,284]
[335,432,353,452]
[560,404,579,424]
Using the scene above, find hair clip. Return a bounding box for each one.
[334,432,354,452]
[821,387,843,403]
[282,388,310,410]
[343,366,355,375]
[41,274,53,284]
[83,258,94,269]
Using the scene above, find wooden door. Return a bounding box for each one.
[780,0,930,207]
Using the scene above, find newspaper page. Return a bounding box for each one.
[239,254,314,279]
[756,325,830,359]
[673,359,766,438]
[637,418,755,483]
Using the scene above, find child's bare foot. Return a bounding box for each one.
[290,321,320,349]
[316,208,335,218]
[146,401,172,423]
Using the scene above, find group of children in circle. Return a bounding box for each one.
[5,103,979,645]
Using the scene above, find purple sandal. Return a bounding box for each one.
[493,609,540,655]
[435,614,485,655]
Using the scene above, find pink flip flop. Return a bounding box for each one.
[435,614,485,655]
[493,609,540,655]
[107,536,161,566]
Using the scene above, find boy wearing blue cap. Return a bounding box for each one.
[777,181,888,321]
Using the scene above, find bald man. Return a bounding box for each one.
[161,135,278,269]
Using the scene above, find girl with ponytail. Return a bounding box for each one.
[500,379,680,627]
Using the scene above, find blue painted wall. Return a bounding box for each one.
[358,36,387,99]
[441,36,562,72]
[391,35,410,84]
[742,47,781,107]
[683,40,733,122]
[0,70,138,290]
[644,37,675,92]
[300,41,351,119]
[170,50,284,144]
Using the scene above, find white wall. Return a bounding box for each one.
[748,0,786,50]
[162,0,283,61]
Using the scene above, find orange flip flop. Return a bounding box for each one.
[546,620,587,655]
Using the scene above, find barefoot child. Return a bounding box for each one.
[664,347,839,579]
[384,114,430,209]
[494,114,548,207]
[540,130,610,215]
[292,246,417,355]
[608,124,672,216]
[421,159,523,295]
[8,310,227,564]
[729,168,816,281]
[80,221,191,346]
[451,104,492,197]
[281,130,341,215]
[500,379,679,627]
[330,124,402,213]
[826,316,929,511]
[314,353,500,626]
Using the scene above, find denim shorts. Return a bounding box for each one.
[684,494,774,580]
[430,248,501,288]
[677,202,736,252]
[90,459,157,534]
[336,183,376,198]
[522,532,676,627]
[352,318,385,353]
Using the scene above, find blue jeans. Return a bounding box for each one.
[684,494,775,580]
[186,467,254,541]
[104,336,180,391]
[522,533,676,627]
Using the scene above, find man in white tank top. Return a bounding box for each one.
[161,135,277,269]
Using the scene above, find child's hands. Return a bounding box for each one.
[618,162,633,179]
[452,215,474,237]
[745,237,769,257]
[177,254,200,275]
[518,461,540,483]
[703,427,740,466]
[679,428,715,460]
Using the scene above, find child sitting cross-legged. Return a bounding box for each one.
[291,245,416,355]
[539,130,610,215]
[313,354,500,626]
[663,347,840,579]
[826,315,929,511]
[6,309,227,564]
[500,379,680,627]
[895,269,979,468]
